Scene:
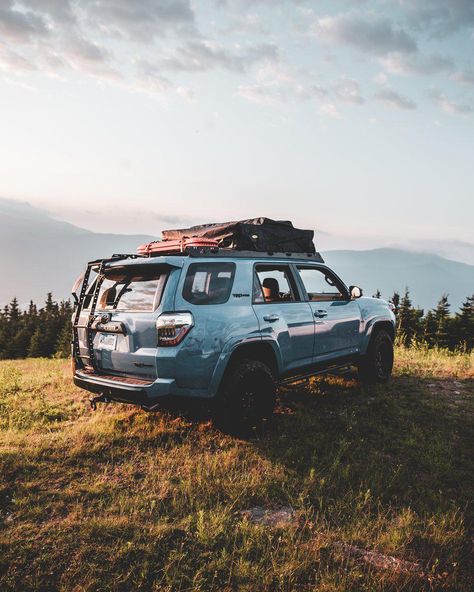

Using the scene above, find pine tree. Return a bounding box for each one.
[454,294,474,351]
[55,322,72,358]
[422,310,437,346]
[434,295,451,348]
[373,289,381,299]
[390,292,400,316]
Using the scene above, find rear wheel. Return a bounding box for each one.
[214,360,276,431]
[358,329,394,384]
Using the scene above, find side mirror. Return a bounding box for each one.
[350,285,363,299]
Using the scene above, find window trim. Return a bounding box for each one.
[253,263,303,304]
[182,262,236,306]
[294,264,350,302]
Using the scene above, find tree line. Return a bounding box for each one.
[374,289,474,351]
[0,294,72,359]
[0,290,472,360]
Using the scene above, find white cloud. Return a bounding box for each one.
[374,88,417,110]
[380,51,454,76]
[160,41,278,73]
[315,14,417,56]
[320,103,342,119]
[429,90,473,115]
[453,69,474,86]
[404,0,474,37]
[332,77,364,104]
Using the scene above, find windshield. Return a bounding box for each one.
[96,266,168,312]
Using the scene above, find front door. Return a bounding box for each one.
[294,265,361,361]
[253,264,314,373]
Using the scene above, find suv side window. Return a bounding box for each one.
[183,262,235,305]
[296,266,346,302]
[254,265,300,303]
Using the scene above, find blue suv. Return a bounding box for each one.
[72,248,396,427]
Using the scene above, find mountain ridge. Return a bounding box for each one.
[0,198,472,311]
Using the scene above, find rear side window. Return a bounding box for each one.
[183,263,235,305]
[96,266,168,312]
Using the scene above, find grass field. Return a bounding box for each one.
[0,347,473,591]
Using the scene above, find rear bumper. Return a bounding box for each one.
[74,371,176,406]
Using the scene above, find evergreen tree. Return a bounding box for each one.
[390,291,400,316]
[373,289,381,299]
[453,294,474,351]
[422,310,437,346]
[396,289,423,345]
[434,295,451,348]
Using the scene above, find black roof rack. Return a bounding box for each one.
[185,247,325,262]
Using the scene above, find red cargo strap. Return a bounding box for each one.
[137,237,218,256]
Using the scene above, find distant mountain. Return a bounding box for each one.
[0,198,472,312]
[0,198,153,306]
[323,248,474,312]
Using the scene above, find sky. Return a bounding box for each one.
[0,0,473,244]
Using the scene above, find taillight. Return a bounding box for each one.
[157,312,194,347]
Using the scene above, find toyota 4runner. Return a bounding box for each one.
[72,247,396,427]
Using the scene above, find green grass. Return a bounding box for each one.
[0,348,473,591]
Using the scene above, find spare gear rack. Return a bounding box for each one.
[72,253,143,372]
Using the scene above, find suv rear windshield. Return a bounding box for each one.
[183,262,235,305]
[95,266,168,312]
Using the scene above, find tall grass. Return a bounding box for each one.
[0,348,472,591]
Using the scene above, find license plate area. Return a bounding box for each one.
[98,333,117,351]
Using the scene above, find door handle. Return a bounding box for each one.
[263,314,280,322]
[314,310,328,318]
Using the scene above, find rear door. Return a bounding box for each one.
[252,264,314,373]
[78,264,172,379]
[295,265,361,361]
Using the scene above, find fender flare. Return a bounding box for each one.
[361,318,396,355]
[208,336,283,397]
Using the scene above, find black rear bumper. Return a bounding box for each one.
[74,375,148,405]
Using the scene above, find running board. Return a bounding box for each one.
[278,356,359,387]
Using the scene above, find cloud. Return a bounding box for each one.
[83,0,197,40]
[320,103,342,119]
[380,51,454,76]
[315,14,417,56]
[374,88,417,110]
[237,64,366,109]
[453,69,474,86]
[428,89,473,115]
[161,41,278,73]
[404,0,474,37]
[0,1,49,42]
[332,78,364,104]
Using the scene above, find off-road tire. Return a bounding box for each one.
[358,329,394,384]
[214,360,276,431]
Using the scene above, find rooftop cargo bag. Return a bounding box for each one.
[162,217,316,254]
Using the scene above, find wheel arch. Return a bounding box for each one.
[209,339,280,397]
[362,319,395,354]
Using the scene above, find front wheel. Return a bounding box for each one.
[358,329,394,384]
[214,360,276,431]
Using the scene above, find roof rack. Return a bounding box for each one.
[185,247,325,262]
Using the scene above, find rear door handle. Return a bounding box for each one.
[263,314,280,322]
[314,310,328,318]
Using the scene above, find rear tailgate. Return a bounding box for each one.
[77,263,177,379]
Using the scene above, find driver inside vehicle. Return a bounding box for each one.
[262,277,281,302]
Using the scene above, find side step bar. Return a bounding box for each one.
[278,356,359,387]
